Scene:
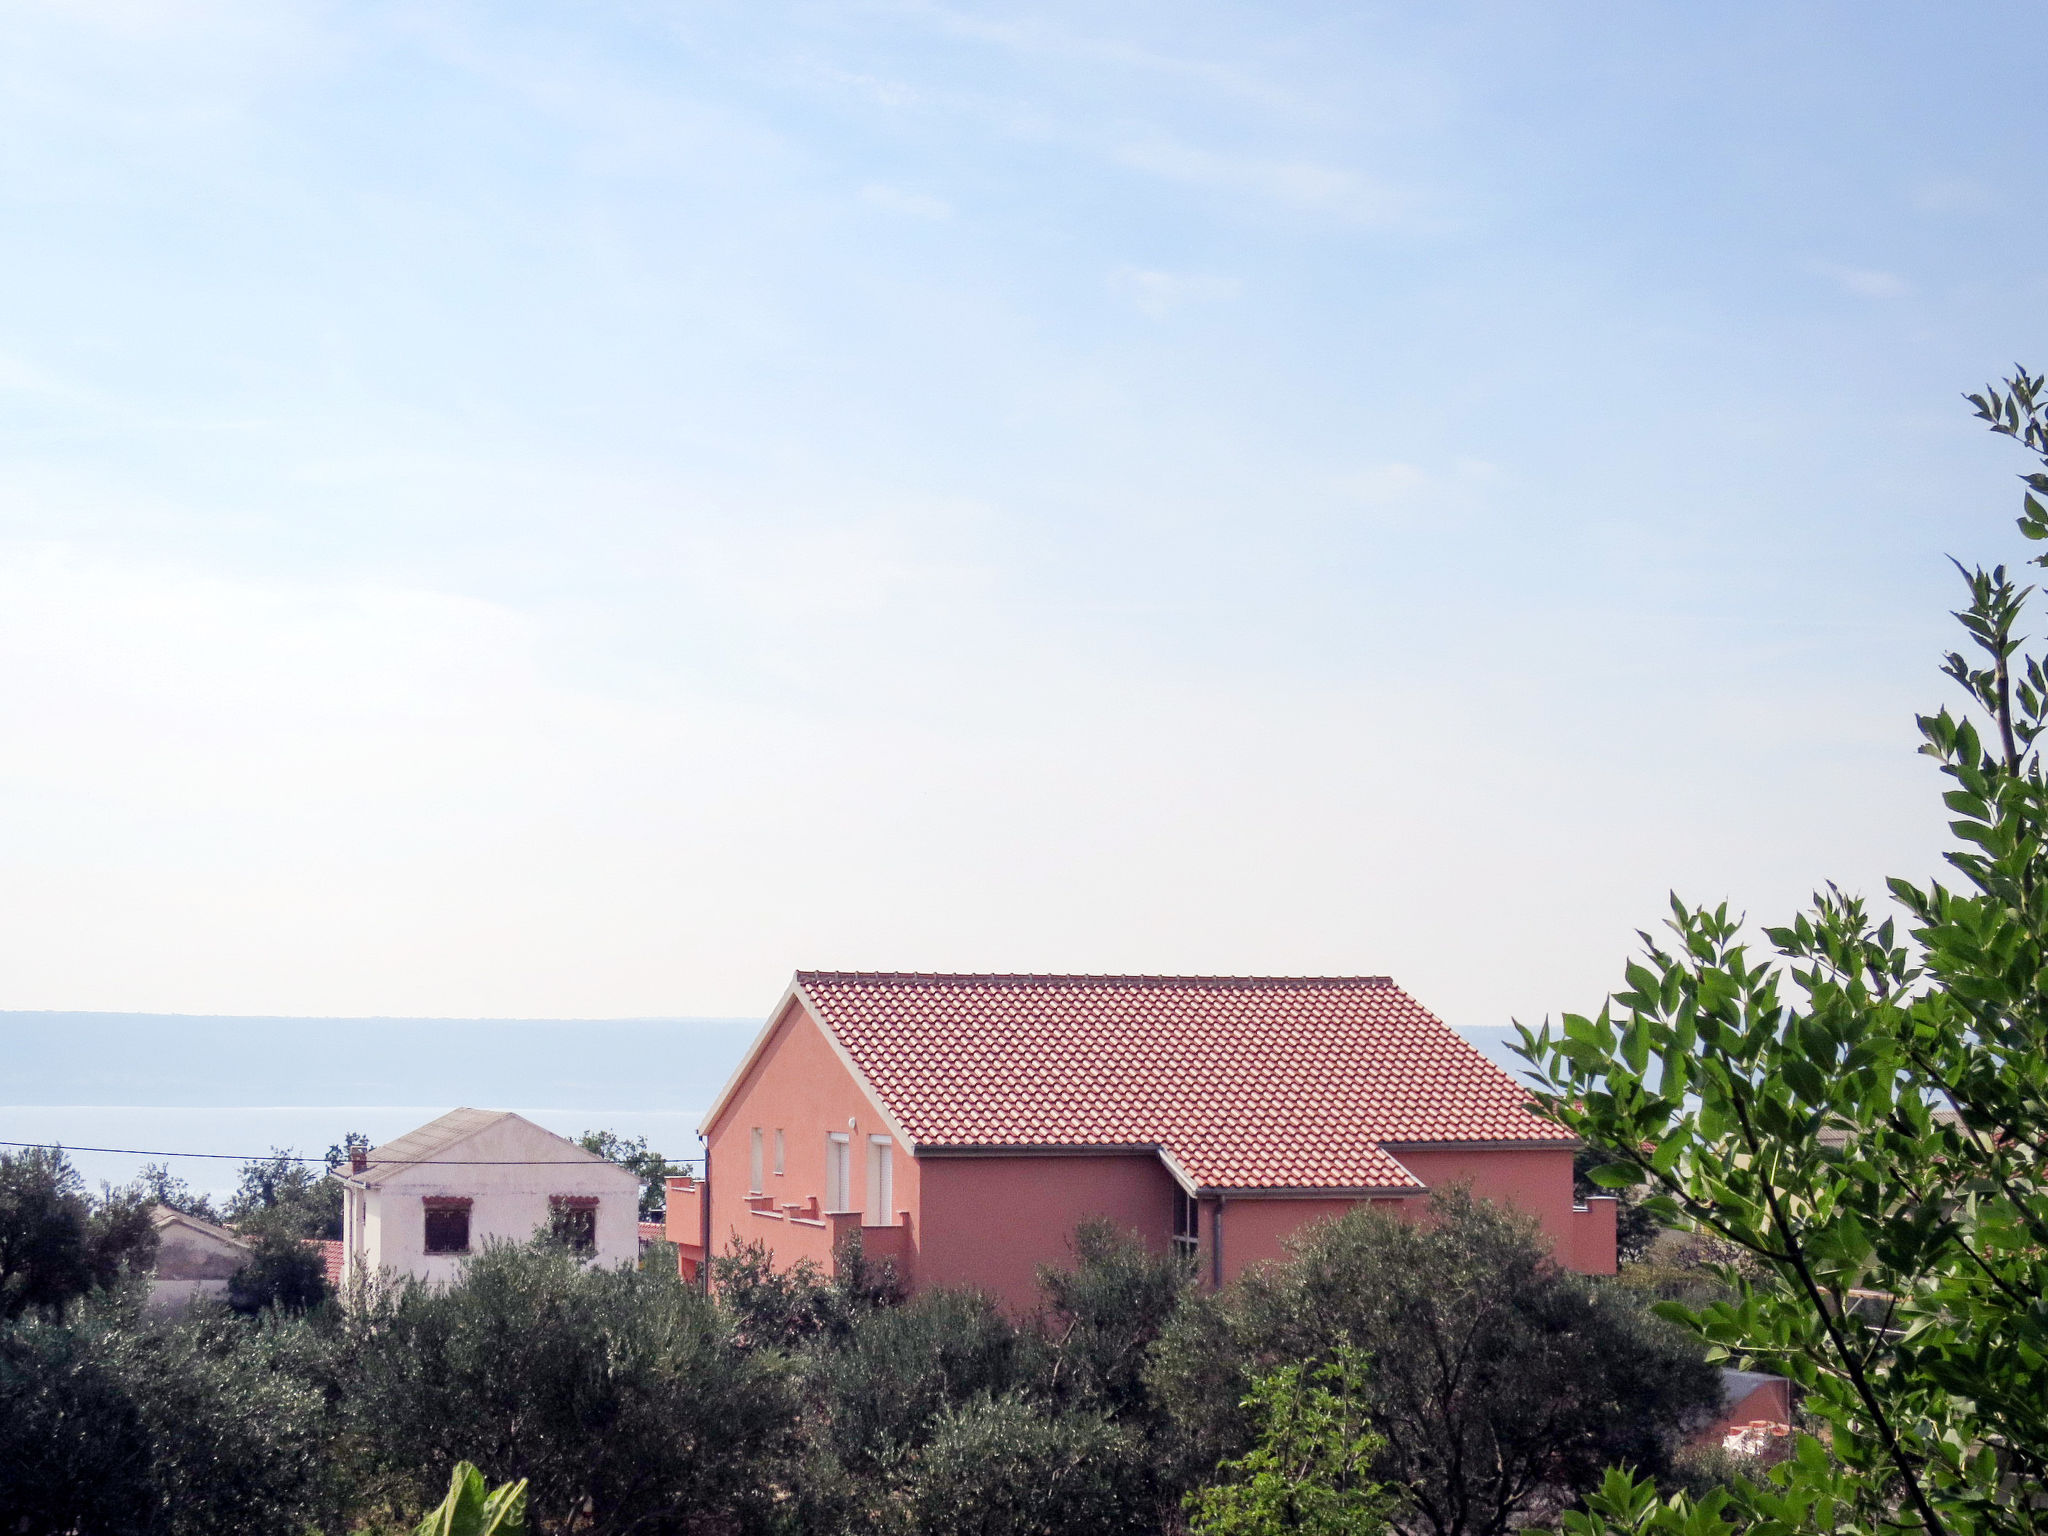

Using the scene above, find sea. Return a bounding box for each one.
[1,1013,1536,1203]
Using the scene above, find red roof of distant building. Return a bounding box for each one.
[306,1238,344,1286]
[638,1221,665,1247]
[790,973,1559,1193]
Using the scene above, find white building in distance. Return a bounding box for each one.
[147,1205,253,1311]
[337,1108,642,1285]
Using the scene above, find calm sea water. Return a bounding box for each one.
[1,1014,1533,1202]
[1,1013,762,1199]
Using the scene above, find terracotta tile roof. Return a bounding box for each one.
[796,972,1557,1193]
[638,1221,666,1247]
[305,1238,345,1286]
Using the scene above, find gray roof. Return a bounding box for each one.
[353,1107,610,1182]
[149,1204,252,1250]
[1721,1368,1785,1402]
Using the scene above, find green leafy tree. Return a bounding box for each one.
[325,1132,371,1172]
[1517,370,2048,1536]
[802,1286,1041,1481]
[0,1147,158,1319]
[1149,1192,1721,1536]
[226,1231,330,1315]
[341,1239,793,1535]
[1185,1346,1401,1536]
[578,1129,689,1221]
[0,1296,340,1536]
[225,1148,342,1242]
[711,1231,903,1352]
[122,1163,222,1226]
[1037,1219,1191,1428]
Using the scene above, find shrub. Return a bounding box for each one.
[803,1286,1041,1477]
[227,1230,330,1315]
[0,1295,338,1536]
[901,1391,1151,1536]
[1150,1192,1722,1536]
[712,1232,902,1351]
[342,1239,794,1535]
[1037,1219,1190,1427]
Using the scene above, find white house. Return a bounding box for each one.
[336,1108,642,1285]
[147,1205,253,1311]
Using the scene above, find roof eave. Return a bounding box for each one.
[909,1142,1427,1200]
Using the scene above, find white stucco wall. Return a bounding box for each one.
[343,1114,642,1286]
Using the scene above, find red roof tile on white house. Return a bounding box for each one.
[789,973,1561,1193]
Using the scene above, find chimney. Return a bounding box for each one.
[350,1146,367,1175]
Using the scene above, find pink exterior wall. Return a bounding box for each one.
[918,1153,1179,1313]
[1202,1149,1612,1284]
[1211,1197,1381,1286]
[1386,1146,1614,1274]
[706,1000,920,1283]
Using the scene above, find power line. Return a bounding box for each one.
[0,1139,700,1169]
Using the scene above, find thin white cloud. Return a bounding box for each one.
[1109,266,1240,318]
[896,2,1309,116]
[1809,260,1911,299]
[1114,134,1417,226]
[861,182,953,220]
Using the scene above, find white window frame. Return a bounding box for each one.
[826,1133,852,1212]
[866,1135,894,1226]
[749,1127,764,1194]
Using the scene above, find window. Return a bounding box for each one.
[826,1133,852,1212]
[773,1128,786,1177]
[1172,1189,1199,1265]
[749,1127,764,1194]
[866,1136,894,1225]
[423,1197,472,1255]
[549,1196,598,1255]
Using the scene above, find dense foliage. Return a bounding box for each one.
[0,1293,340,1536]
[1184,1348,1399,1536]
[1519,372,2048,1536]
[225,1147,347,1241]
[0,1171,1725,1536]
[340,1240,794,1535]
[0,1147,157,1319]
[1149,1193,1722,1536]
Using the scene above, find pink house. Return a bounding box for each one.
[672,972,1615,1311]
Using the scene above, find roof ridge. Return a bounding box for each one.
[796,972,1395,988]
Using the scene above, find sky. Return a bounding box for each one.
[4,1,2048,1039]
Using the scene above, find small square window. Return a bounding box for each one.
[424,1202,471,1255]
[549,1198,598,1254]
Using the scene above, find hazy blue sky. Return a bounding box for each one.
[3,2,2046,1030]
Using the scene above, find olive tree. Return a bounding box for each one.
[1148,1193,1720,1536]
